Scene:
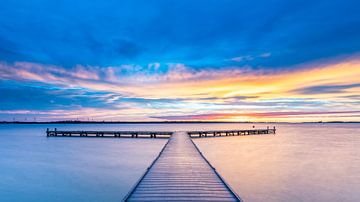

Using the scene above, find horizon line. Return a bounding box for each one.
[1,121,359,124]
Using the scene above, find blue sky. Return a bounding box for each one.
[0,0,359,121]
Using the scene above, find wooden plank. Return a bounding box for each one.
[124,132,241,201]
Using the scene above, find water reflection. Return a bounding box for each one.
[194,123,360,202]
[0,123,359,201]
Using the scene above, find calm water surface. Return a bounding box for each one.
[0,123,359,201]
[195,123,360,202]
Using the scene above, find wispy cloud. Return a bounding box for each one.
[2,57,359,99]
[292,83,360,95]
[229,55,254,62]
[153,111,360,121]
[0,56,360,121]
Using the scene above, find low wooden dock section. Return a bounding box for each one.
[46,128,275,139]
[124,132,241,201]
[46,128,172,138]
[188,128,276,138]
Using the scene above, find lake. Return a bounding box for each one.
[0,123,359,201]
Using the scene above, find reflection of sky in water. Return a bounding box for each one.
[0,124,167,202]
[0,123,359,201]
[195,123,360,202]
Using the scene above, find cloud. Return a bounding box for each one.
[0,81,117,110]
[260,53,271,58]
[153,111,360,121]
[230,55,254,62]
[1,0,359,68]
[0,56,359,122]
[229,53,272,63]
[293,83,360,95]
[0,108,156,122]
[1,56,360,100]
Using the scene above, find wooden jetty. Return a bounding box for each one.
[188,127,276,138]
[46,128,172,138]
[124,132,242,201]
[46,127,275,139]
[46,127,276,200]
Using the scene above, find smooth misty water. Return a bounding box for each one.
[194,123,360,202]
[0,123,359,201]
[0,124,167,202]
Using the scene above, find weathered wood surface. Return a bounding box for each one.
[124,132,241,201]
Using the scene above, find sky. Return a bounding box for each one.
[0,0,359,122]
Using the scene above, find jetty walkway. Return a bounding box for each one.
[46,128,275,138]
[46,127,276,201]
[46,129,172,138]
[124,132,241,201]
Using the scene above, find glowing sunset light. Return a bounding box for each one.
[0,0,359,122]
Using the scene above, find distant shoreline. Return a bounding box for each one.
[0,121,359,124]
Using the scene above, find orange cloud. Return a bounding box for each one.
[1,56,359,122]
[1,57,359,100]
